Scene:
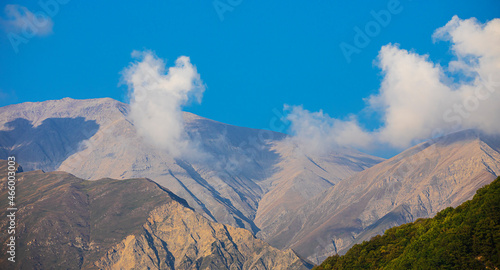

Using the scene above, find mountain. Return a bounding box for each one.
[314,176,500,270]
[2,98,499,266]
[254,141,380,242]
[262,130,500,263]
[0,97,383,236]
[0,160,312,269]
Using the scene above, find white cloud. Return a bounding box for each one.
[285,105,373,156]
[287,16,500,153]
[370,43,457,147]
[122,50,207,159]
[1,5,53,36]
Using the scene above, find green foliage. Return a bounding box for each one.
[313,176,500,270]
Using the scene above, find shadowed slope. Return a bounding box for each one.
[0,160,312,270]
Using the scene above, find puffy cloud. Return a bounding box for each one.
[370,43,457,147]
[287,16,500,153]
[1,5,53,36]
[122,50,206,159]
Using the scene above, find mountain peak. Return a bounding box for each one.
[0,97,382,240]
[265,128,500,262]
[391,129,499,163]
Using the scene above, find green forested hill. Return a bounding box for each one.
[314,176,500,270]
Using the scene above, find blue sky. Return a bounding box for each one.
[0,0,499,156]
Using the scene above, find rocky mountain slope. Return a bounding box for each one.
[0,97,383,236]
[2,98,499,265]
[0,160,312,269]
[314,176,500,270]
[263,130,500,263]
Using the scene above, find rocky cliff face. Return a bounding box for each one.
[96,201,310,270]
[0,98,382,236]
[0,161,311,269]
[254,141,381,242]
[263,130,500,263]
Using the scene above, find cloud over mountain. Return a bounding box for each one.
[285,105,373,156]
[286,16,500,152]
[122,50,207,159]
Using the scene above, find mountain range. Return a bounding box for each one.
[266,130,500,262]
[0,98,382,235]
[0,160,311,269]
[1,97,499,266]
